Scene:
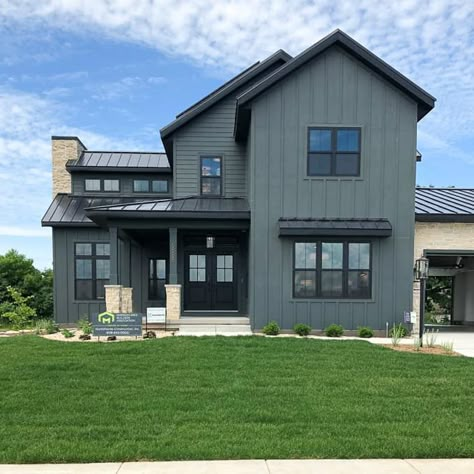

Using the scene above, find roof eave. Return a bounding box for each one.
[415,214,474,223]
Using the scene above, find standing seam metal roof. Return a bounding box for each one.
[67,151,170,169]
[415,188,474,216]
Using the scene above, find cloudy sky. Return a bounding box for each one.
[0,0,473,269]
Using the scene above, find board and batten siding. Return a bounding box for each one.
[248,46,418,330]
[173,96,248,198]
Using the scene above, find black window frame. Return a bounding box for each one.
[293,240,371,299]
[148,258,167,301]
[307,127,361,177]
[151,179,169,193]
[133,179,169,194]
[133,179,150,193]
[84,179,102,192]
[200,156,222,196]
[103,179,120,192]
[74,242,110,301]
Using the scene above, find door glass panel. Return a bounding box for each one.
[217,254,233,282]
[157,259,166,279]
[189,255,206,282]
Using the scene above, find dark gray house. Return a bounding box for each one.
[42,30,435,330]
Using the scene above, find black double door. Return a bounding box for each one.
[184,247,238,311]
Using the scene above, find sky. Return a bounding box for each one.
[0,0,473,269]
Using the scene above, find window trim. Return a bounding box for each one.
[151,179,169,194]
[74,242,110,301]
[133,179,169,194]
[307,126,361,177]
[84,179,102,192]
[200,155,223,196]
[292,240,372,300]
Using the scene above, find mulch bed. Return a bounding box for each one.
[382,344,461,356]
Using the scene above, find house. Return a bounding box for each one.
[42,30,437,331]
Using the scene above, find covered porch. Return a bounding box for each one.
[85,197,250,324]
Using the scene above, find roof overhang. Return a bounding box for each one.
[278,218,392,237]
[235,29,436,140]
[415,214,474,223]
[66,166,171,174]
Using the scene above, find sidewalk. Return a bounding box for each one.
[1,459,474,473]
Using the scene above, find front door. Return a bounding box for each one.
[184,249,238,311]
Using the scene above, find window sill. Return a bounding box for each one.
[290,297,374,303]
[303,177,364,182]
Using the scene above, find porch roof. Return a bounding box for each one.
[278,218,392,237]
[85,196,250,220]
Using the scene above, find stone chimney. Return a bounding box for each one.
[51,136,86,197]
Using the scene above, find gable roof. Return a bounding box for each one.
[235,30,436,139]
[415,188,474,222]
[66,151,170,172]
[159,49,291,147]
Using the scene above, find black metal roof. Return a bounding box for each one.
[279,218,392,237]
[235,30,436,140]
[415,188,474,221]
[86,197,250,220]
[159,49,291,143]
[42,195,146,227]
[67,151,170,172]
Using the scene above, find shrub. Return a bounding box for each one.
[389,323,409,338]
[293,323,311,336]
[424,328,439,348]
[34,318,58,335]
[61,328,74,338]
[77,317,92,335]
[2,286,36,330]
[324,324,344,337]
[357,326,374,338]
[262,321,280,336]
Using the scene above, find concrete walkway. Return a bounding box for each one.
[1,459,474,473]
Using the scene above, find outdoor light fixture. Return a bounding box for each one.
[415,256,429,345]
[206,236,215,249]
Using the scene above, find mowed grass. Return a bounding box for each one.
[0,336,473,463]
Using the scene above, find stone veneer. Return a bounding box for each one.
[165,284,182,321]
[52,137,86,197]
[105,285,133,313]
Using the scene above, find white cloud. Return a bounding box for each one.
[0,226,51,237]
[89,75,167,101]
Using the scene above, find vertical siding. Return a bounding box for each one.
[249,46,418,330]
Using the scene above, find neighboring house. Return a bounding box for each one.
[42,29,437,331]
[414,188,474,327]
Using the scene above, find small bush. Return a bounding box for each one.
[61,328,74,338]
[34,319,58,335]
[357,326,374,338]
[262,321,280,336]
[324,324,344,337]
[424,328,439,348]
[2,287,36,330]
[77,317,92,335]
[294,323,312,336]
[389,323,409,338]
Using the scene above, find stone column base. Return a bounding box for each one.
[105,285,133,313]
[165,284,182,321]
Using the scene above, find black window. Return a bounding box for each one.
[148,258,166,300]
[308,128,361,176]
[134,180,150,192]
[103,179,120,192]
[201,156,222,195]
[152,180,168,193]
[75,243,110,300]
[84,179,101,192]
[293,241,371,299]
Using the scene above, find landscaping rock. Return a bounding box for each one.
[79,334,91,341]
[107,336,117,341]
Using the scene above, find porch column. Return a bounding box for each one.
[109,226,119,285]
[169,227,178,284]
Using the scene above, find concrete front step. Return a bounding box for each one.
[178,324,253,336]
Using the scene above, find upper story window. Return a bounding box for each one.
[75,242,110,300]
[84,179,101,192]
[307,127,361,177]
[133,179,169,193]
[103,179,120,192]
[293,241,371,299]
[200,156,222,195]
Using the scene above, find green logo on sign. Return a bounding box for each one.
[98,311,115,324]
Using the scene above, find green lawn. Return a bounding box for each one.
[0,336,473,463]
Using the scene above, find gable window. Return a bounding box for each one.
[103,179,120,192]
[200,156,222,195]
[134,180,150,192]
[152,179,168,193]
[293,241,371,299]
[84,179,101,192]
[75,243,110,300]
[307,127,361,176]
[149,258,167,300]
